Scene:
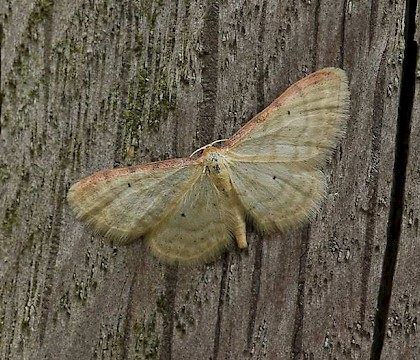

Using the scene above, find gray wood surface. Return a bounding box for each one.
[0,1,416,359]
[382,5,420,359]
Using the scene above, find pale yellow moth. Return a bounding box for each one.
[68,68,350,264]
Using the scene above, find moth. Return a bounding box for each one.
[68,68,350,264]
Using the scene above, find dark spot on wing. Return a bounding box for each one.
[272,175,277,180]
[127,183,132,187]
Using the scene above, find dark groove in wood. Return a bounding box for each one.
[39,170,66,344]
[246,4,267,350]
[246,236,263,352]
[160,265,179,360]
[113,2,133,167]
[370,0,417,358]
[3,227,22,359]
[256,0,267,107]
[42,0,53,142]
[0,22,3,127]
[312,0,320,69]
[198,0,219,146]
[360,48,387,322]
[212,252,229,360]
[171,0,181,155]
[339,0,348,67]
[121,270,138,360]
[38,4,59,344]
[291,226,310,360]
[368,0,378,48]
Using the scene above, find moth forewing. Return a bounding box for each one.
[68,158,202,244]
[224,67,349,166]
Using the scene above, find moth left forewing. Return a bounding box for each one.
[146,172,235,264]
[68,158,202,244]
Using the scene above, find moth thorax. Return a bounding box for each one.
[203,149,231,194]
[203,148,227,176]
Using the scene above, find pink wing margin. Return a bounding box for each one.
[223,68,348,149]
[69,157,199,198]
[67,156,202,243]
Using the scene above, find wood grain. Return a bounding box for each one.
[381,3,420,358]
[0,0,413,359]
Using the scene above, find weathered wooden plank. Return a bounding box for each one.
[0,1,411,359]
[381,4,420,359]
[0,1,199,359]
[299,1,407,358]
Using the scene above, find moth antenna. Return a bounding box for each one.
[190,139,229,157]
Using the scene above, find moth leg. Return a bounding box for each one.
[232,209,247,249]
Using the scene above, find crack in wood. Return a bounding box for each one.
[0,22,3,128]
[339,0,348,67]
[212,252,229,360]
[113,3,134,167]
[198,0,219,146]
[246,4,267,351]
[312,0,320,68]
[368,0,379,48]
[291,226,310,360]
[246,235,264,353]
[370,0,418,358]
[159,264,179,360]
[38,5,60,345]
[256,0,267,108]
[121,270,138,360]
[39,172,66,344]
[360,47,387,323]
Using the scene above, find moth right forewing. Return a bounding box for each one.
[223,68,349,167]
